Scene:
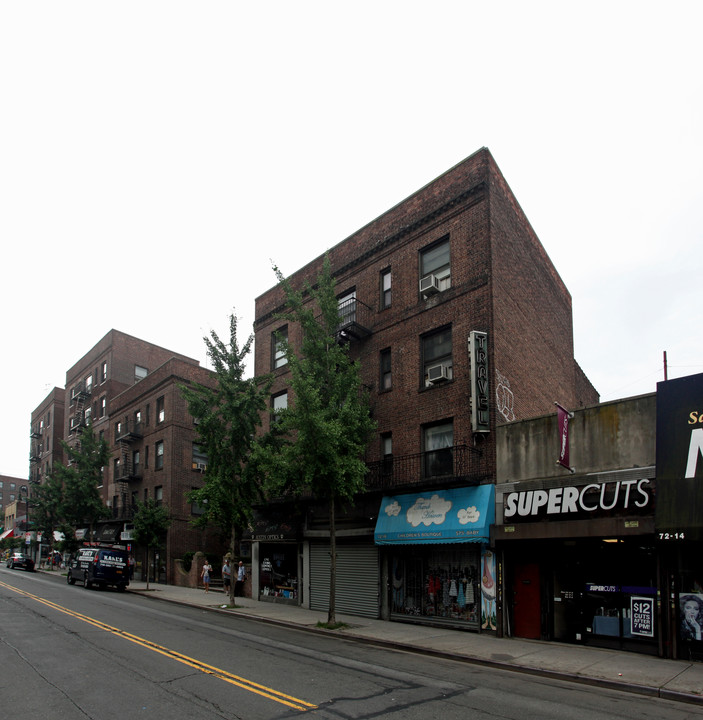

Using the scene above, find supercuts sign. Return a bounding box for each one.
[504,478,653,521]
[656,372,703,537]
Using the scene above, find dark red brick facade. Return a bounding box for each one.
[254,148,598,489]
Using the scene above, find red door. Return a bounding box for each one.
[513,563,541,639]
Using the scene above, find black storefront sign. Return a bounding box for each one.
[656,372,703,539]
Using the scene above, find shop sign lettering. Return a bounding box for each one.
[504,478,652,520]
[469,331,490,433]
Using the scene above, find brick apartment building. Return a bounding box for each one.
[252,147,599,628]
[106,355,221,582]
[28,330,222,580]
[29,387,65,485]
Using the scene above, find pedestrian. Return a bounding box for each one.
[201,558,212,593]
[235,560,246,597]
[222,559,231,595]
[129,554,135,580]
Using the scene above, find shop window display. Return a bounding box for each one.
[259,546,298,600]
[391,548,480,626]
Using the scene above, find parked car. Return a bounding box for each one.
[6,552,35,571]
[66,546,130,591]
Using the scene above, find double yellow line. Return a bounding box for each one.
[1,581,317,712]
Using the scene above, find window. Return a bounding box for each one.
[132,450,141,477]
[135,365,148,382]
[155,486,163,506]
[382,433,393,458]
[420,237,451,296]
[191,489,206,516]
[156,396,165,423]
[99,396,106,418]
[101,361,108,383]
[380,348,392,390]
[155,440,164,470]
[423,421,454,478]
[380,268,392,309]
[272,391,288,423]
[192,443,208,471]
[272,325,288,369]
[422,326,453,386]
[85,374,93,394]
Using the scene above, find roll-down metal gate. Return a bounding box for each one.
[310,543,380,619]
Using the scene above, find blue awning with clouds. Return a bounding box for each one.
[374,485,495,545]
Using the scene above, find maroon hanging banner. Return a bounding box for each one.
[555,402,575,472]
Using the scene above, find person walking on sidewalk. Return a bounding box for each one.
[201,558,212,593]
[222,560,231,595]
[235,561,246,597]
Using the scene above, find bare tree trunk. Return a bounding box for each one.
[328,494,336,625]
[229,524,236,605]
[145,547,150,591]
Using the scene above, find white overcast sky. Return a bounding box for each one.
[1,1,702,479]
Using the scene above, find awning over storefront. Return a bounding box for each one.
[0,528,14,540]
[374,484,495,545]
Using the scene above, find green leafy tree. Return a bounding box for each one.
[53,424,110,543]
[29,473,64,568]
[181,312,271,602]
[262,255,375,624]
[132,499,172,591]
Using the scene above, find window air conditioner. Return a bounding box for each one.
[427,364,449,383]
[419,274,440,297]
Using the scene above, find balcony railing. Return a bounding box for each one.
[116,420,143,443]
[364,444,488,492]
[336,298,372,342]
[111,502,137,521]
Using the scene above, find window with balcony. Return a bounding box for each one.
[337,288,357,327]
[423,421,454,478]
[421,326,453,387]
[420,237,451,297]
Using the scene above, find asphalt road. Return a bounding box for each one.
[2,565,702,720]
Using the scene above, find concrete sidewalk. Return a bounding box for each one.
[127,580,703,706]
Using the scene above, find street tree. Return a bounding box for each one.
[29,472,64,568]
[181,312,272,603]
[53,424,110,544]
[261,255,375,624]
[132,499,172,591]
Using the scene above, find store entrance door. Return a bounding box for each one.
[513,562,541,639]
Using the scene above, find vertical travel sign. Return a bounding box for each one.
[469,331,490,433]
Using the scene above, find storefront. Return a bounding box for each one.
[250,513,302,604]
[495,468,660,654]
[374,484,496,631]
[655,372,703,661]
